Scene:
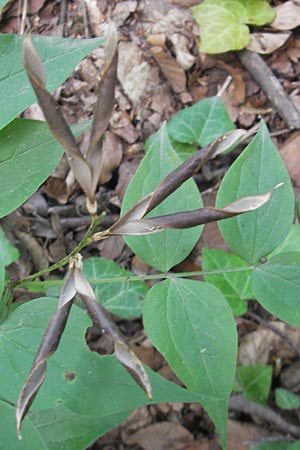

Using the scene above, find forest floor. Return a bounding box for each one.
[1,0,300,449]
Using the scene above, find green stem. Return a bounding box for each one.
[18,265,256,290]
[10,214,103,288]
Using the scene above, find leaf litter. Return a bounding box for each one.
[1,0,300,448]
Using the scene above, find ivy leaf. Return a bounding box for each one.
[216,121,294,263]
[236,365,272,405]
[0,35,103,130]
[168,96,235,147]
[121,123,203,271]
[191,0,276,54]
[143,279,237,448]
[0,226,20,266]
[275,388,300,410]
[252,252,300,326]
[82,257,147,319]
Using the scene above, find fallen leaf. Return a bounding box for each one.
[98,131,123,185]
[238,321,300,366]
[110,110,140,143]
[150,46,186,93]
[117,41,152,104]
[271,1,300,31]
[280,359,300,391]
[125,421,195,450]
[280,132,300,187]
[247,32,291,54]
[227,419,281,450]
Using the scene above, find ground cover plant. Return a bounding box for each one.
[0,19,300,450]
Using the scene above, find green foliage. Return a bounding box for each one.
[216,121,294,263]
[0,226,20,266]
[0,34,103,130]
[0,299,204,450]
[236,365,272,405]
[191,0,276,54]
[168,96,235,147]
[143,279,237,446]
[0,28,299,449]
[202,248,251,315]
[82,257,147,319]
[275,388,300,410]
[0,119,91,218]
[122,123,203,271]
[252,252,300,326]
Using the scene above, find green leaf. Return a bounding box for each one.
[216,121,294,263]
[0,253,4,301]
[0,35,104,130]
[252,252,300,326]
[122,123,203,271]
[82,257,147,319]
[0,401,48,450]
[275,388,300,410]
[143,278,237,447]
[202,248,252,316]
[0,298,207,450]
[191,0,276,54]
[168,96,235,147]
[0,118,91,219]
[0,226,20,266]
[269,225,300,257]
[297,193,300,223]
[236,365,272,405]
[0,0,9,8]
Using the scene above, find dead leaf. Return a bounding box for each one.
[280,359,300,391]
[125,421,195,450]
[98,131,123,184]
[247,32,291,54]
[238,321,300,366]
[117,41,152,104]
[271,1,300,31]
[227,419,280,450]
[110,110,140,143]
[84,0,104,37]
[112,0,138,27]
[150,46,186,93]
[280,132,300,187]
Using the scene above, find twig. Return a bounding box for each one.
[230,395,300,437]
[217,75,232,98]
[238,49,300,130]
[19,0,28,35]
[245,311,300,356]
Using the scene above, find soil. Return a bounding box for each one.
[1,1,300,449]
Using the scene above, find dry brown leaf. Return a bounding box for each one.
[271,1,300,31]
[117,41,152,104]
[280,359,300,391]
[112,0,138,27]
[280,132,300,187]
[98,131,123,184]
[84,0,104,37]
[125,421,195,450]
[115,159,141,201]
[227,419,280,450]
[238,321,300,366]
[247,32,291,54]
[151,46,186,93]
[110,110,140,143]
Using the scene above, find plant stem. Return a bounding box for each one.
[18,265,256,290]
[10,214,104,288]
